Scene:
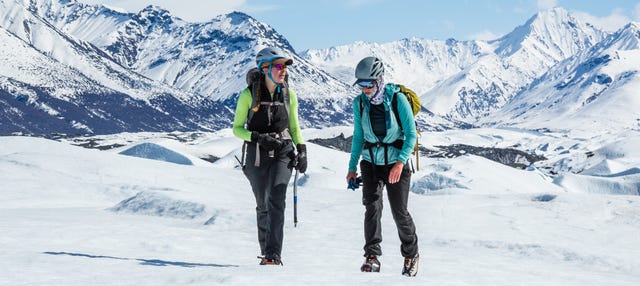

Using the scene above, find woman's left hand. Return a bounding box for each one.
[388,161,404,184]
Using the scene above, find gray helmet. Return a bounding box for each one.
[354,56,384,84]
[255,47,293,68]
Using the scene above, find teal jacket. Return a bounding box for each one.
[348,83,417,172]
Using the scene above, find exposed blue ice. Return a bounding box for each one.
[119,143,193,165]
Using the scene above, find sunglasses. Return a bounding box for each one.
[273,63,288,71]
[357,81,375,89]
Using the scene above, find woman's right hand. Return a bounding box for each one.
[346,171,357,183]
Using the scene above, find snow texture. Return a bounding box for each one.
[1,128,639,286]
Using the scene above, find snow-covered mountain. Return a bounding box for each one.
[303,8,608,123]
[301,38,487,130]
[21,0,353,120]
[1,0,353,134]
[2,1,638,136]
[481,22,640,135]
[302,38,489,95]
[0,0,229,134]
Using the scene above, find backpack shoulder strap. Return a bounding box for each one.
[245,67,264,125]
[282,86,290,116]
[283,73,291,116]
[391,91,403,132]
[247,82,261,125]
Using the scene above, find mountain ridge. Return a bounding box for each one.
[1,1,639,137]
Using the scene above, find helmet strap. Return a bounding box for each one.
[260,63,276,83]
[261,63,282,93]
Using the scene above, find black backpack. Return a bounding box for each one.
[244,67,290,125]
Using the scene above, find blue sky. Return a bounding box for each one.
[79,0,640,51]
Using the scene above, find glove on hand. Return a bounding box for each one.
[251,131,281,151]
[295,144,307,173]
[347,176,363,190]
[287,150,297,169]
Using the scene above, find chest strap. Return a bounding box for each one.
[258,101,286,126]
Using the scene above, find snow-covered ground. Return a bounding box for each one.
[1,127,639,286]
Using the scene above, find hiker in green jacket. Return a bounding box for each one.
[232,47,307,266]
[346,56,419,276]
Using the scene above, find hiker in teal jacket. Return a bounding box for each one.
[346,57,419,277]
[232,47,307,266]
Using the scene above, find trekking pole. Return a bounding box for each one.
[293,169,299,227]
[414,136,420,171]
[416,130,422,171]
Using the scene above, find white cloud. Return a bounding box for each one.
[467,30,500,41]
[537,0,557,10]
[77,0,249,22]
[572,9,631,32]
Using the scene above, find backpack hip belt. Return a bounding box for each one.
[242,128,293,167]
[363,139,404,166]
[264,128,293,141]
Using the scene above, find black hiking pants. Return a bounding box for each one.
[360,160,418,258]
[243,141,294,259]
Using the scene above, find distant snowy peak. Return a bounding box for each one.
[299,7,633,131]
[598,22,640,51]
[1,0,233,134]
[20,0,131,48]
[3,0,355,131]
[303,7,611,124]
[301,37,489,94]
[128,5,179,34]
[2,0,200,101]
[419,7,609,122]
[136,4,174,21]
[482,21,640,134]
[30,1,309,100]
[493,7,605,61]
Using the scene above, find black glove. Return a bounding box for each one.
[287,150,297,169]
[295,144,307,173]
[251,131,281,151]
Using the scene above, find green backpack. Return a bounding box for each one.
[391,84,421,129]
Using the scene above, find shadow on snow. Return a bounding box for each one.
[43,251,238,268]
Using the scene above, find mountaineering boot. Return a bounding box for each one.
[259,254,283,266]
[360,255,380,272]
[402,254,419,277]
